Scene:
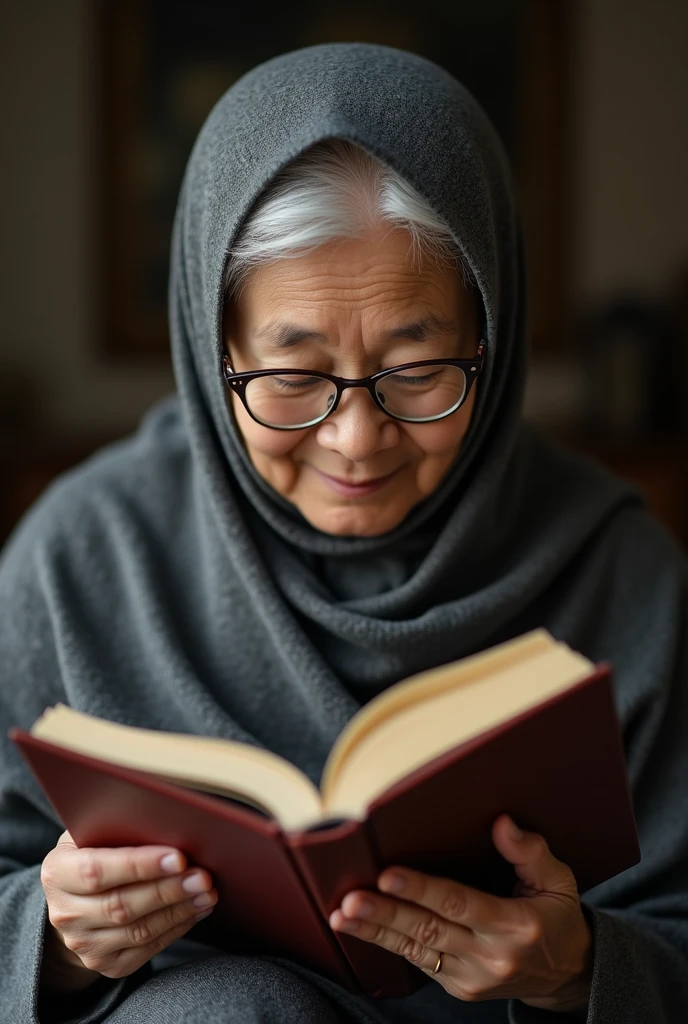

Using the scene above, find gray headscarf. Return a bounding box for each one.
[168,41,633,707]
[4,42,688,1024]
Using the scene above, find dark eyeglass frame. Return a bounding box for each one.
[222,341,486,430]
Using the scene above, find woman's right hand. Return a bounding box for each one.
[40,831,218,990]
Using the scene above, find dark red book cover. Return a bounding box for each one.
[9,734,359,990]
[10,662,640,1000]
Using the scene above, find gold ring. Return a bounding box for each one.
[432,951,443,975]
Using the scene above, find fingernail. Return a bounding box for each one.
[182,871,208,894]
[352,897,374,918]
[507,817,524,841]
[339,918,360,932]
[331,912,359,933]
[192,891,216,908]
[380,872,404,893]
[194,908,214,921]
[160,852,183,874]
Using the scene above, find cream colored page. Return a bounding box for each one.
[321,629,554,795]
[323,645,593,820]
[32,705,323,832]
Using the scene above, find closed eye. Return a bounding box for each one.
[385,370,443,386]
[271,375,323,391]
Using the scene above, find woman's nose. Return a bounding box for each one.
[315,388,399,460]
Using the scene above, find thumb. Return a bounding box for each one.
[491,814,578,897]
[55,830,78,852]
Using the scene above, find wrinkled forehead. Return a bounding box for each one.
[222,232,482,347]
[185,46,512,338]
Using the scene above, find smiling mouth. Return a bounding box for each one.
[312,467,401,497]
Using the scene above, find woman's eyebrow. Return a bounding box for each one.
[254,315,457,348]
[386,315,457,341]
[253,322,327,348]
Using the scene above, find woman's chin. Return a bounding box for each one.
[296,497,412,537]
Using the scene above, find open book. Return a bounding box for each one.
[11,629,639,999]
[25,630,605,828]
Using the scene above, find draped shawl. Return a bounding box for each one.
[1,42,688,1024]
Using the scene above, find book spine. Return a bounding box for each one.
[287,820,422,999]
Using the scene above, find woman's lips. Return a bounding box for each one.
[312,466,401,497]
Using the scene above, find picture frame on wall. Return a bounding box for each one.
[99,0,569,358]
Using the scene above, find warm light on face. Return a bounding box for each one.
[224,228,481,537]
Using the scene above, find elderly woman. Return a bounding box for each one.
[1,43,687,1024]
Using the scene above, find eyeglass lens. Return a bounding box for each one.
[244,365,468,428]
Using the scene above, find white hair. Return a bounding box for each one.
[223,139,476,299]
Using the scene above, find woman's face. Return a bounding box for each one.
[224,227,480,537]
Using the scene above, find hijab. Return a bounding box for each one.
[166,41,634,719]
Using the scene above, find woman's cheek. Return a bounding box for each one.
[405,385,477,456]
[402,412,473,497]
[231,398,307,458]
[236,430,303,498]
[401,416,469,457]
[243,424,308,459]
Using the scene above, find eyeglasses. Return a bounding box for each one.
[222,342,485,430]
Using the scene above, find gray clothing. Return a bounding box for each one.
[1,41,688,1024]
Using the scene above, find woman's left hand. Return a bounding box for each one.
[330,815,593,1012]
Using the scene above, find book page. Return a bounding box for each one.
[321,630,554,796]
[322,641,593,820]
[31,706,324,832]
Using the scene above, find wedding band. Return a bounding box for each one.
[432,951,444,975]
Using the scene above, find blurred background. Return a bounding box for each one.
[1,0,687,547]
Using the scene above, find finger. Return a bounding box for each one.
[56,830,77,851]
[66,893,216,965]
[491,815,578,897]
[376,867,507,934]
[95,893,217,952]
[336,889,466,956]
[56,867,216,930]
[47,844,188,896]
[71,903,214,980]
[329,908,455,976]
